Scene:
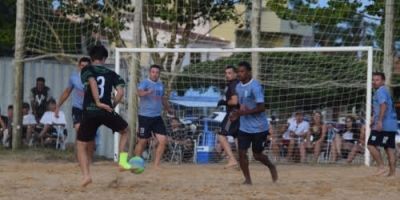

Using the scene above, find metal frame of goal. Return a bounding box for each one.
[114,46,373,166]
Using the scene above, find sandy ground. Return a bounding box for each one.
[0,160,399,200]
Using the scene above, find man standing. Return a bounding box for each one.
[30,77,52,121]
[78,45,133,187]
[217,65,239,168]
[55,57,95,159]
[230,61,278,185]
[367,72,397,177]
[135,64,172,169]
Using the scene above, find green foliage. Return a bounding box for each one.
[177,52,367,113]
[0,0,16,56]
[267,0,381,47]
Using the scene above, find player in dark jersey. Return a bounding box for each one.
[217,65,239,168]
[77,45,133,187]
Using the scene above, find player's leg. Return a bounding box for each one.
[102,111,132,170]
[218,134,237,168]
[77,140,92,187]
[154,133,167,168]
[219,117,238,168]
[346,143,360,164]
[312,139,323,162]
[134,116,151,158]
[299,141,307,163]
[153,116,168,169]
[237,131,252,184]
[384,147,396,176]
[76,115,97,187]
[367,131,385,175]
[286,138,295,161]
[383,132,396,177]
[252,132,278,183]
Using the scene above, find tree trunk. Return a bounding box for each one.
[12,0,25,150]
[128,0,142,157]
[251,0,261,79]
[383,0,395,86]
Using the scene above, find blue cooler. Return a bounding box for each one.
[196,120,216,164]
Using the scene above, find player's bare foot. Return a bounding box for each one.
[242,180,252,185]
[81,177,92,187]
[269,165,278,183]
[224,161,238,169]
[373,167,387,176]
[152,165,163,170]
[386,171,396,177]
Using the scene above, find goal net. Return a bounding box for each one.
[115,47,373,166]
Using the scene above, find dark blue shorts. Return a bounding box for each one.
[368,130,396,149]
[138,115,166,139]
[238,130,269,153]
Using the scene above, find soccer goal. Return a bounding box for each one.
[114,47,373,166]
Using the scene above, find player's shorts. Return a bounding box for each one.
[138,115,167,139]
[367,130,396,149]
[72,107,83,125]
[77,110,128,142]
[218,114,239,138]
[237,130,269,153]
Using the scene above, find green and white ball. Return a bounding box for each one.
[129,156,145,174]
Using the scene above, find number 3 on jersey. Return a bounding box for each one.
[97,76,105,98]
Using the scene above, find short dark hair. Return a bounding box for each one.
[150,64,161,71]
[79,57,91,64]
[373,72,386,80]
[36,77,45,83]
[225,65,237,72]
[237,61,251,71]
[47,98,56,105]
[22,102,30,109]
[89,45,108,61]
[7,105,13,110]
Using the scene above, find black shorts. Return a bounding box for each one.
[238,130,269,153]
[368,130,396,149]
[218,114,239,138]
[77,110,128,142]
[72,107,83,125]
[138,115,166,139]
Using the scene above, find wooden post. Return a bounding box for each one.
[383,0,395,86]
[128,0,142,157]
[12,0,25,150]
[251,0,261,79]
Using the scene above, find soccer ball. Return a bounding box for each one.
[129,156,145,174]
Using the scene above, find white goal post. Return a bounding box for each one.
[114,47,373,166]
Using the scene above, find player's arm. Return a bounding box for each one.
[112,86,124,108]
[318,124,327,143]
[88,77,112,112]
[137,80,152,97]
[227,95,238,106]
[29,90,36,114]
[238,103,265,116]
[376,90,387,131]
[138,89,152,96]
[55,87,73,117]
[0,117,5,130]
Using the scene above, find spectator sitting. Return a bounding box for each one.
[38,99,67,146]
[331,116,360,162]
[346,123,366,164]
[306,111,327,162]
[30,77,52,121]
[283,111,310,162]
[22,102,37,146]
[0,107,6,141]
[2,105,13,148]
